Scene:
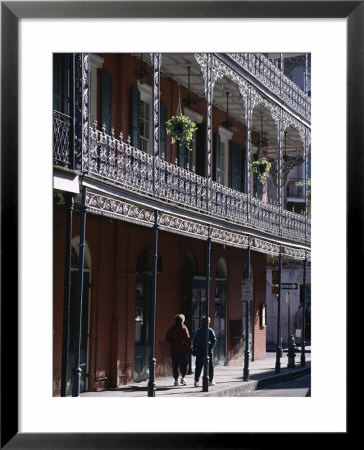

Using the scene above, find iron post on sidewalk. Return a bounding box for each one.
[203,225,211,392]
[275,246,282,374]
[148,210,159,397]
[243,237,251,381]
[72,186,87,397]
[301,256,307,367]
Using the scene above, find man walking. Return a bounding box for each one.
[193,316,217,387]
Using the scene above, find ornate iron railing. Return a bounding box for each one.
[227,53,311,121]
[86,124,310,244]
[52,115,310,243]
[53,110,71,167]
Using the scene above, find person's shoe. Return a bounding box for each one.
[194,381,199,387]
[180,378,187,386]
[174,380,178,386]
[209,381,216,386]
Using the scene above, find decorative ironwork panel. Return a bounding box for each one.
[227,53,311,122]
[87,122,310,245]
[85,190,309,260]
[53,111,71,167]
[74,53,90,172]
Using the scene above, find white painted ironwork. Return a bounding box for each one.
[227,53,311,122]
[87,123,310,244]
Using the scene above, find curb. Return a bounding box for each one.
[198,366,311,397]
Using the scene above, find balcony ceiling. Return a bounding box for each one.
[137,53,306,156]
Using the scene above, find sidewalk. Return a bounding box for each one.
[80,348,311,397]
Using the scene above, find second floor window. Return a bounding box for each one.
[215,126,233,186]
[139,98,151,154]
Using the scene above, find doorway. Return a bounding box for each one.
[214,258,227,365]
[134,248,153,382]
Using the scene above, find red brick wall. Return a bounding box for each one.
[251,251,267,360]
[54,208,267,395]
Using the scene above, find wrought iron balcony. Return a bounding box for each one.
[86,124,310,244]
[53,116,310,244]
[53,111,71,167]
[227,53,311,122]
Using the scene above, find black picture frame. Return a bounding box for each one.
[1,1,357,448]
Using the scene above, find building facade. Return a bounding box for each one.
[53,52,311,396]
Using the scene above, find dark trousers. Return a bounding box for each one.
[171,351,189,380]
[194,347,214,382]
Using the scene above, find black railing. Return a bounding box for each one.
[53,110,71,167]
[52,115,310,244]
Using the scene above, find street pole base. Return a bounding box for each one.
[202,377,209,392]
[147,384,156,397]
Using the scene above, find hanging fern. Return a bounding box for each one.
[166,114,197,151]
[251,157,271,184]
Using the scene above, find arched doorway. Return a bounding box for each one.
[66,237,91,396]
[134,248,153,382]
[214,258,227,365]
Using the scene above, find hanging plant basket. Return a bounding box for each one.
[166,114,197,151]
[251,157,271,184]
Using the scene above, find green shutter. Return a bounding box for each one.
[214,132,221,182]
[178,142,187,169]
[195,122,206,177]
[53,54,61,111]
[159,102,167,158]
[53,54,71,115]
[130,87,140,148]
[100,70,113,135]
[230,142,242,191]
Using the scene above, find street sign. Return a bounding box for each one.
[281,283,298,290]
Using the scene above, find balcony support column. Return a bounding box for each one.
[73,53,90,173]
[304,129,310,240]
[278,112,285,233]
[300,255,307,367]
[242,87,258,223]
[275,245,282,373]
[148,210,159,397]
[61,193,74,397]
[151,53,162,195]
[202,225,211,392]
[243,236,251,381]
[72,186,87,397]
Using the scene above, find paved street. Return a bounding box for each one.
[247,373,311,397]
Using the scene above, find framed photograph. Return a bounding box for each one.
[1,1,357,448]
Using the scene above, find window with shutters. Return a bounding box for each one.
[89,54,104,127]
[230,141,242,192]
[217,126,233,186]
[100,70,113,135]
[182,107,203,171]
[138,82,153,155]
[53,54,71,114]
